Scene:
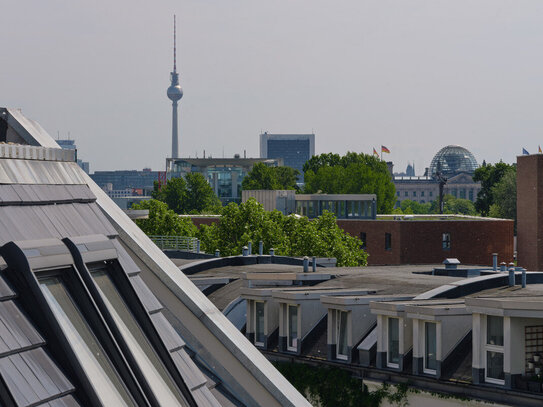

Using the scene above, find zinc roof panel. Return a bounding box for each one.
[110,239,141,275]
[0,302,43,349]
[0,318,21,352]
[22,348,74,394]
[0,355,37,405]
[0,185,22,204]
[192,387,222,407]
[170,349,208,391]
[44,395,80,407]
[86,203,118,236]
[9,353,50,401]
[129,276,163,314]
[149,312,185,352]
[0,275,15,299]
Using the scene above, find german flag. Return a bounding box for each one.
[373,148,379,157]
[381,145,390,154]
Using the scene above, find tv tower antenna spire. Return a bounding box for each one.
[173,14,177,72]
[167,14,183,159]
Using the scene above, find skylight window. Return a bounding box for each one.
[91,270,187,406]
[39,277,135,407]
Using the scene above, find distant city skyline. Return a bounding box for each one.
[2,1,543,172]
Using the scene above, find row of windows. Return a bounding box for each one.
[358,232,451,251]
[397,189,477,201]
[397,190,434,198]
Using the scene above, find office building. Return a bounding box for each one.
[167,156,282,204]
[259,133,315,182]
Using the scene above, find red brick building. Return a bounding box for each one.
[338,218,514,265]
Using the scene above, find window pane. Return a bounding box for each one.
[337,311,348,357]
[388,318,400,365]
[487,316,504,346]
[40,277,134,407]
[288,305,298,349]
[91,271,186,406]
[255,302,265,344]
[486,351,504,381]
[425,322,437,371]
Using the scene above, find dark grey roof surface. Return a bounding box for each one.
[0,276,77,406]
[0,167,222,406]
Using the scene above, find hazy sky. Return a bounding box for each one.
[2,1,543,173]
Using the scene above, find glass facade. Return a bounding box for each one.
[295,198,376,219]
[266,139,310,182]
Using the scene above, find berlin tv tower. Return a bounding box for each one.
[167,15,183,159]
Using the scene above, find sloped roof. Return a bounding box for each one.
[0,108,310,406]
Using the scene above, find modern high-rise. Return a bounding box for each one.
[259,133,315,182]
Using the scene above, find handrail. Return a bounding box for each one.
[149,235,198,252]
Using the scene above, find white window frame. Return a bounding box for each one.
[335,310,349,361]
[423,321,437,375]
[387,317,400,368]
[286,304,298,352]
[484,315,505,385]
[254,301,265,347]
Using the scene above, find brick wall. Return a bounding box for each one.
[338,219,513,266]
[517,155,543,271]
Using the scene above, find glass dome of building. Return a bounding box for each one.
[428,145,478,177]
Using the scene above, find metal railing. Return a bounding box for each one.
[149,235,199,252]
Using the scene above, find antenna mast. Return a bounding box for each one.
[173,15,177,72]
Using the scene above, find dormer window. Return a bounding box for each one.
[254,301,265,347]
[336,310,349,360]
[424,322,437,374]
[388,317,400,368]
[287,305,298,352]
[485,316,504,384]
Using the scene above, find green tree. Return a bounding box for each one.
[274,166,300,190]
[473,161,515,216]
[132,199,197,236]
[241,163,280,190]
[241,163,300,190]
[488,169,516,220]
[428,195,477,215]
[197,199,367,266]
[151,175,221,214]
[152,177,187,214]
[185,173,222,214]
[400,199,432,214]
[303,152,396,213]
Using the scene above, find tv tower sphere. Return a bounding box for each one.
[167,77,183,102]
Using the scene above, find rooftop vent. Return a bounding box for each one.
[443,258,461,270]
